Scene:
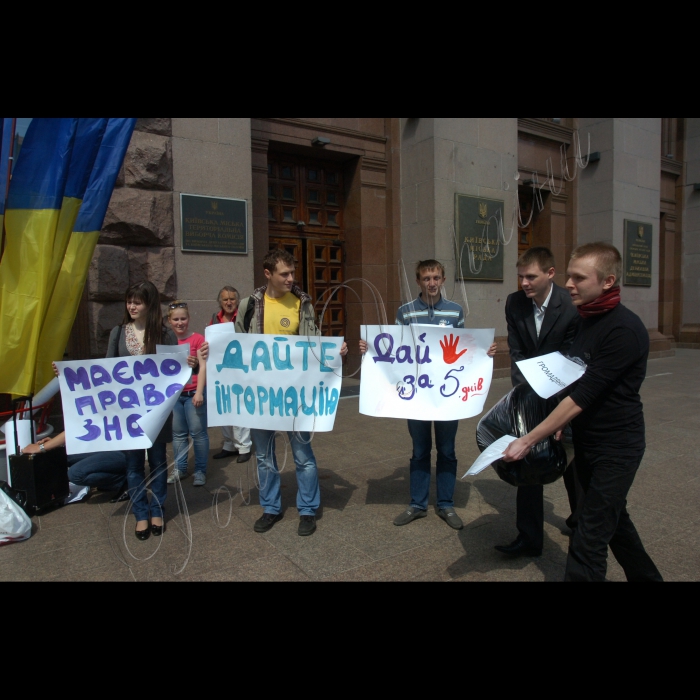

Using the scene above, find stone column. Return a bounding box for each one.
[171,118,254,333]
[89,118,176,356]
[680,118,700,346]
[399,118,518,374]
[577,118,663,340]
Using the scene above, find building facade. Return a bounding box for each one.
[68,117,699,377]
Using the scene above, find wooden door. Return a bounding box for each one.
[267,155,345,337]
[516,188,534,291]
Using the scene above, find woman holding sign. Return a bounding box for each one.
[166,301,209,486]
[107,282,178,541]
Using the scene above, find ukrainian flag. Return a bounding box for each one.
[43,119,109,303]
[0,118,79,396]
[35,118,136,390]
[0,118,136,396]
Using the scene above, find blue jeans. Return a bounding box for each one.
[125,443,168,521]
[250,429,320,516]
[67,451,127,492]
[172,390,209,474]
[407,419,458,510]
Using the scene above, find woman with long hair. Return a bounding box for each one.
[107,282,178,541]
[166,300,209,486]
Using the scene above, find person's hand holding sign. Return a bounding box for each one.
[440,334,467,364]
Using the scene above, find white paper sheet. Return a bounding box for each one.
[55,355,192,454]
[515,351,586,399]
[156,343,189,355]
[205,323,236,336]
[206,330,344,432]
[0,377,60,437]
[65,482,90,504]
[33,377,60,408]
[462,434,518,478]
[359,325,495,421]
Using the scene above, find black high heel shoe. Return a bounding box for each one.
[150,519,166,537]
[135,523,151,541]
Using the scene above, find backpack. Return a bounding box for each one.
[243,297,255,332]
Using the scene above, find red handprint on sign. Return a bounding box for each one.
[440,334,467,364]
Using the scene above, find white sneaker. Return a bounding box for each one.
[193,472,206,487]
[167,470,187,484]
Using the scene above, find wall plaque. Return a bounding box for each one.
[455,194,504,281]
[623,219,652,286]
[180,193,248,254]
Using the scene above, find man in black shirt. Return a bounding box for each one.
[503,242,662,582]
[496,247,580,558]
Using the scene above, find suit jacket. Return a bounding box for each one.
[506,282,579,387]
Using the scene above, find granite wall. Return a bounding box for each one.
[87,118,176,356]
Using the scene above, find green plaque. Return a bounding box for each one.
[455,194,504,281]
[623,220,652,286]
[180,193,248,254]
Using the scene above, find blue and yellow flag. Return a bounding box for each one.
[35,118,136,390]
[44,119,108,300]
[0,118,136,396]
[0,118,79,396]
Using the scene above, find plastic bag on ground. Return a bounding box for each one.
[476,384,568,486]
[0,485,32,545]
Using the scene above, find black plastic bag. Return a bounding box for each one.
[476,384,567,486]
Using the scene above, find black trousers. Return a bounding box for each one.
[564,448,662,582]
[515,458,582,549]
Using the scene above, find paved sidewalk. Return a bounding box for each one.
[2,350,698,581]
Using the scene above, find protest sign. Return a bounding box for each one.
[359,325,495,421]
[515,351,586,399]
[205,328,344,432]
[55,355,192,455]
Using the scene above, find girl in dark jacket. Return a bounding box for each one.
[107,282,177,541]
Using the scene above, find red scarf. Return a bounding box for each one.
[577,286,621,318]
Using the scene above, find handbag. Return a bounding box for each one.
[7,396,69,514]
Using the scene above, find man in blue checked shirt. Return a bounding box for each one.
[361,259,496,530]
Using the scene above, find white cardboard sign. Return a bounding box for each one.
[515,351,586,399]
[359,325,495,421]
[55,355,191,455]
[205,327,344,433]
[462,434,518,478]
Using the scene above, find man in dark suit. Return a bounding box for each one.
[495,247,581,557]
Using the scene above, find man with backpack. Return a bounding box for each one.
[236,249,348,536]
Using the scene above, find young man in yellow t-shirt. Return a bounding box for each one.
[235,249,348,536]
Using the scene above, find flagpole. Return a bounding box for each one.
[1,117,16,257]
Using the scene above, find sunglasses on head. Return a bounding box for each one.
[169,302,188,309]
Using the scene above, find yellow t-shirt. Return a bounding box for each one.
[264,293,301,335]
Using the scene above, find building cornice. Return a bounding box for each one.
[518,118,573,145]
[254,118,388,145]
[661,157,682,176]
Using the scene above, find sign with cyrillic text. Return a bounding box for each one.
[205,328,344,432]
[359,325,495,421]
[56,355,192,455]
[515,351,586,399]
